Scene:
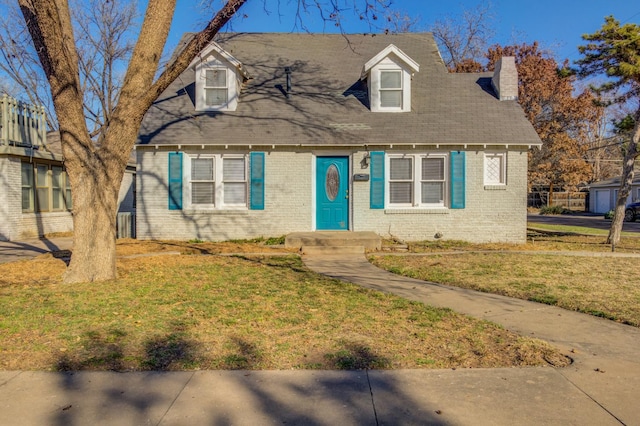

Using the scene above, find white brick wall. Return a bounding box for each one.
[353,148,528,243]
[18,212,73,238]
[1,156,75,240]
[0,157,21,241]
[136,146,528,243]
[136,148,312,241]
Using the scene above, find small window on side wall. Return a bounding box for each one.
[484,153,506,185]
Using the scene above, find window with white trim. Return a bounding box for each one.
[204,68,228,107]
[387,154,447,207]
[222,157,247,205]
[190,157,215,205]
[484,152,506,185]
[379,70,402,108]
[421,157,445,204]
[186,154,247,208]
[21,162,72,212]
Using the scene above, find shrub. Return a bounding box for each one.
[604,210,615,220]
[539,205,568,215]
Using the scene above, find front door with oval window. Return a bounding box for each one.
[316,156,349,230]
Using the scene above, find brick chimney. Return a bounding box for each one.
[492,57,518,101]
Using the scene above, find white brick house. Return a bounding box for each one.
[0,95,135,241]
[136,33,541,243]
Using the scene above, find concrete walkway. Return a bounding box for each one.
[1,239,639,425]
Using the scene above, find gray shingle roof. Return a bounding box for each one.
[138,33,542,148]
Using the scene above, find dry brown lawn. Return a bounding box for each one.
[373,233,640,326]
[0,239,567,371]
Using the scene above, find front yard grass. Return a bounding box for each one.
[0,243,566,371]
[372,233,640,327]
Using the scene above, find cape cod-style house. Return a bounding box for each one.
[135,33,541,243]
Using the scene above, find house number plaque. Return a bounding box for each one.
[326,165,339,201]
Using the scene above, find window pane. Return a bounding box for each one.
[390,182,412,204]
[390,158,412,180]
[422,158,444,181]
[52,189,62,210]
[380,90,402,108]
[224,182,246,204]
[36,188,49,211]
[191,158,214,180]
[192,182,214,204]
[380,71,401,89]
[36,164,48,186]
[422,182,444,204]
[223,158,245,181]
[52,167,62,210]
[22,189,32,211]
[36,165,49,211]
[205,88,228,106]
[21,163,33,186]
[205,69,226,87]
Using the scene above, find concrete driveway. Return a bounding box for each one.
[528,213,640,233]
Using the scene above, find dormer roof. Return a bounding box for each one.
[189,40,251,81]
[360,44,419,80]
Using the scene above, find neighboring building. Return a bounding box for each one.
[136,33,542,243]
[0,94,135,241]
[588,175,640,214]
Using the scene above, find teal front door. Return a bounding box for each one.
[316,156,349,230]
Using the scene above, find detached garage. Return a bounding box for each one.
[588,176,640,213]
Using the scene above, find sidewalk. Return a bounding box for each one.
[0,236,73,264]
[0,240,638,425]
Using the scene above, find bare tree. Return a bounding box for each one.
[72,0,137,140]
[430,1,494,71]
[0,1,57,129]
[13,0,402,283]
[577,16,640,246]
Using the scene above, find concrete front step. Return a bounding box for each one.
[301,245,365,256]
[285,231,381,251]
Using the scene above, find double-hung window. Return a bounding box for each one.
[421,157,445,204]
[21,163,34,211]
[379,70,402,109]
[190,157,215,205]
[389,157,413,204]
[222,157,247,205]
[388,154,447,207]
[187,155,247,208]
[204,69,228,107]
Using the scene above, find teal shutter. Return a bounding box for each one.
[250,152,265,210]
[168,152,183,210]
[450,151,466,209]
[370,151,385,209]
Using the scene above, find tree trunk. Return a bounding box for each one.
[63,159,122,283]
[606,110,640,246]
[19,0,247,282]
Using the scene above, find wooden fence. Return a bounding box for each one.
[0,94,47,147]
[528,191,587,211]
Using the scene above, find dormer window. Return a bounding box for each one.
[191,41,251,112]
[380,70,403,108]
[205,68,228,107]
[361,44,419,113]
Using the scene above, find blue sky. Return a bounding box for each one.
[167,0,639,62]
